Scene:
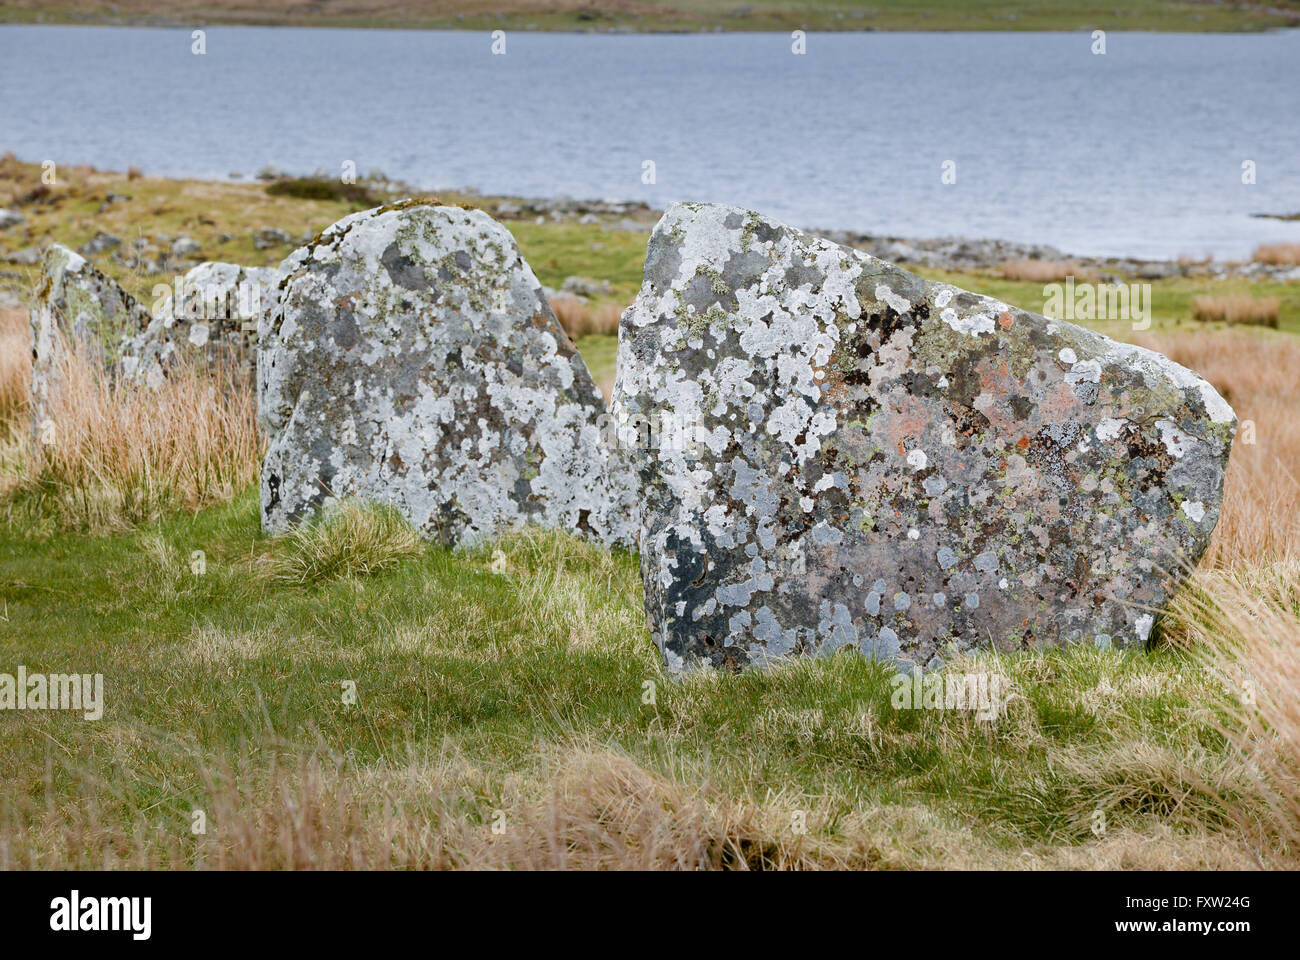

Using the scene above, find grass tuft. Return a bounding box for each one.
[549,296,622,339]
[999,259,1091,283]
[1191,294,1279,327]
[263,500,425,584]
[1253,243,1300,266]
[265,177,377,206]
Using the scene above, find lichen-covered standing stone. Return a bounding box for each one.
[123,260,278,385]
[614,203,1235,673]
[258,200,637,547]
[29,243,152,439]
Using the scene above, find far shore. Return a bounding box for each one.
[3,1,1300,34]
[3,161,1295,283]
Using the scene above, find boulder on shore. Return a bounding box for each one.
[613,202,1235,673]
[258,199,638,547]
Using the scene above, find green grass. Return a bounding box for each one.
[0,485,1283,868]
[2,0,1297,32]
[510,220,648,307]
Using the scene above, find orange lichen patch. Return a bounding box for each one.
[999,312,1014,330]
[1017,435,1031,451]
[1037,376,1089,423]
[970,356,1039,433]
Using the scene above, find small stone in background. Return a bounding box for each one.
[253,227,292,249]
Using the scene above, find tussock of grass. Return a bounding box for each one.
[0,307,28,425]
[1,333,260,532]
[263,500,424,584]
[265,177,377,206]
[1253,243,1300,266]
[549,296,622,339]
[1191,294,1279,328]
[1166,559,1300,857]
[999,259,1091,283]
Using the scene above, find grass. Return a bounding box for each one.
[1,156,1299,867]
[0,337,259,534]
[1133,330,1300,565]
[549,296,622,338]
[0,306,28,424]
[1,492,1296,868]
[1254,243,1300,266]
[999,258,1090,284]
[1190,294,1279,328]
[1,0,1298,32]
[262,501,424,585]
[264,177,377,206]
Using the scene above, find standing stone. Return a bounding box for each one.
[29,243,152,441]
[614,202,1235,673]
[122,261,278,385]
[258,199,637,547]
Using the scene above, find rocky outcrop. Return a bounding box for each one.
[258,199,638,547]
[614,203,1235,673]
[28,243,152,440]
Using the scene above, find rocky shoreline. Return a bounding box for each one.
[481,192,1300,283]
[3,168,1298,301]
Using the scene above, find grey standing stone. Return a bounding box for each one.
[613,202,1235,673]
[29,243,152,440]
[258,199,637,547]
[122,261,278,385]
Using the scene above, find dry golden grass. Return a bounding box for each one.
[549,296,622,339]
[1137,329,1300,564]
[0,306,28,425]
[1190,294,1280,327]
[1165,558,1300,860]
[0,733,1267,871]
[1000,258,1092,283]
[1253,243,1300,266]
[1,331,260,530]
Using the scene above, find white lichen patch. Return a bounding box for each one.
[940,308,995,336]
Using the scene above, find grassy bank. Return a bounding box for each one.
[1,156,1298,868]
[2,0,1299,33]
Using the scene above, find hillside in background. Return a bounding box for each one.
[2,0,1300,32]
